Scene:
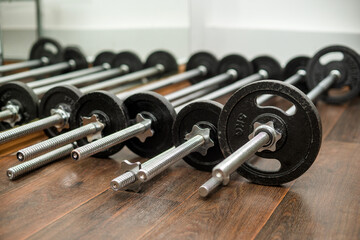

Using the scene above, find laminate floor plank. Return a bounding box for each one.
[255,141,360,239]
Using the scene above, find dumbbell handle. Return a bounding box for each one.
[17,122,104,161]
[33,66,126,95]
[117,66,206,98]
[287,70,339,115]
[0,59,44,74]
[28,65,105,89]
[213,132,269,180]
[0,114,63,144]
[7,143,75,180]
[0,61,74,84]
[71,118,151,161]
[165,70,236,102]
[84,65,164,94]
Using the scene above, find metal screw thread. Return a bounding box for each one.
[17,122,104,161]
[198,177,222,197]
[71,121,149,161]
[137,135,205,182]
[7,143,75,180]
[110,172,136,191]
[0,114,63,144]
[0,109,14,122]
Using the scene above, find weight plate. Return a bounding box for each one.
[70,91,128,158]
[283,56,310,93]
[145,50,178,76]
[63,46,88,71]
[39,85,83,137]
[218,54,254,86]
[186,51,218,84]
[111,51,143,73]
[306,45,360,104]
[218,80,322,185]
[252,56,282,79]
[0,82,39,130]
[29,37,64,64]
[172,100,223,171]
[93,51,116,66]
[124,91,176,158]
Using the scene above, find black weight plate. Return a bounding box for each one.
[218,80,322,185]
[172,100,223,172]
[283,56,310,93]
[145,50,178,76]
[217,54,254,87]
[39,85,83,137]
[185,51,218,84]
[29,37,64,64]
[93,51,116,66]
[111,51,143,73]
[70,91,128,158]
[0,82,39,130]
[306,45,360,104]
[252,56,282,79]
[63,46,88,71]
[124,91,176,158]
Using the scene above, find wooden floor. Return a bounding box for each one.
[0,83,359,239]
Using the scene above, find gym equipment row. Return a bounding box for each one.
[1,41,359,200]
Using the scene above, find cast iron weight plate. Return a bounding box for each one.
[124,91,176,158]
[186,52,218,84]
[251,56,282,79]
[29,37,64,65]
[282,56,310,93]
[144,50,178,77]
[217,54,254,87]
[39,85,83,137]
[172,100,223,172]
[111,51,143,72]
[63,47,88,71]
[306,45,360,104]
[0,82,39,130]
[93,51,116,66]
[70,91,128,158]
[218,80,322,185]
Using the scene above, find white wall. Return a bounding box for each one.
[1,0,360,65]
[0,0,190,60]
[189,0,360,65]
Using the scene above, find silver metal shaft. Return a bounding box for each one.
[165,70,235,102]
[110,147,175,191]
[71,119,151,161]
[17,122,104,161]
[116,66,205,98]
[286,70,339,115]
[7,143,75,180]
[175,71,267,112]
[33,66,124,95]
[137,135,205,182]
[0,109,14,122]
[28,65,105,89]
[199,132,269,197]
[84,65,164,94]
[198,177,222,197]
[213,132,269,181]
[257,70,305,104]
[0,61,72,84]
[171,85,218,108]
[0,59,43,73]
[0,114,63,144]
